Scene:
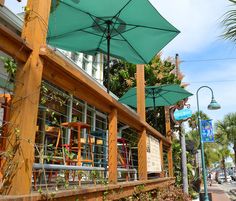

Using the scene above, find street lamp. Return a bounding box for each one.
[196,86,221,201]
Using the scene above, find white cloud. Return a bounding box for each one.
[150,0,231,55]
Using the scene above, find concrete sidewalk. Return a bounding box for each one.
[206,183,231,201]
[193,183,231,201]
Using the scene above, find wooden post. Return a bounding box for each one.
[136,64,147,180]
[0,0,4,6]
[136,65,146,121]
[165,107,173,176]
[167,147,173,177]
[2,0,51,195]
[108,108,117,184]
[159,139,164,177]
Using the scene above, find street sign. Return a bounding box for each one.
[201,119,214,142]
[173,108,192,121]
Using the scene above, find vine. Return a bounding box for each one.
[0,56,17,83]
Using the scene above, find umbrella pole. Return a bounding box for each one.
[106,21,112,93]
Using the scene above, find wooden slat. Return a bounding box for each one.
[108,108,118,184]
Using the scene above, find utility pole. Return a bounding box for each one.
[175,54,189,194]
[180,125,189,194]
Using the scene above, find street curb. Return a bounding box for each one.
[229,189,236,197]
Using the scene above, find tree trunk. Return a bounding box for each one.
[234,141,236,167]
[222,157,227,182]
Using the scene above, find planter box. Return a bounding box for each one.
[199,192,212,201]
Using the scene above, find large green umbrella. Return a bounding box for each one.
[47,0,180,92]
[119,84,193,126]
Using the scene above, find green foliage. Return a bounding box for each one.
[0,56,17,82]
[187,111,210,131]
[63,147,76,160]
[221,1,236,42]
[107,54,181,133]
[90,170,100,184]
[172,138,182,186]
[106,54,181,97]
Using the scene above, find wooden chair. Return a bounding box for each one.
[61,122,94,166]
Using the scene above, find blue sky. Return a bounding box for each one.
[152,0,236,124]
[5,0,236,124]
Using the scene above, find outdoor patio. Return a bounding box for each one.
[0,1,175,200]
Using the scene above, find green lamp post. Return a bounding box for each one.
[196,86,221,201]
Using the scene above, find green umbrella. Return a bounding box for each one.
[119,84,193,127]
[47,0,180,92]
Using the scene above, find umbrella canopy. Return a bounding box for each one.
[47,0,180,64]
[47,0,180,92]
[119,84,193,109]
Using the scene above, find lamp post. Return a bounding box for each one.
[196,86,221,201]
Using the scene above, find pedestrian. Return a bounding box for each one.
[208,172,213,186]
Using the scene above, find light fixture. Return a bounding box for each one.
[207,98,221,110]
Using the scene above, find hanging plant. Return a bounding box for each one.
[0,56,17,82]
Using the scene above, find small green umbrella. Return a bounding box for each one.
[119,84,193,127]
[47,0,180,92]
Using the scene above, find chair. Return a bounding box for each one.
[61,122,94,166]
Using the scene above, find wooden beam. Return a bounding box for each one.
[0,178,175,201]
[2,0,51,195]
[108,108,118,184]
[0,0,4,6]
[0,25,32,62]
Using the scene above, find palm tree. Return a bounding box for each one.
[218,113,236,165]
[222,0,236,42]
[214,129,232,182]
[187,111,209,131]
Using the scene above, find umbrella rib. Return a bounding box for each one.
[156,93,173,106]
[114,27,148,63]
[161,89,192,95]
[123,23,180,33]
[89,15,108,51]
[59,1,103,20]
[112,0,133,21]
[47,25,106,40]
[109,0,133,34]
[99,26,137,42]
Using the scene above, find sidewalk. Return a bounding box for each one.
[192,183,231,201]
[206,183,230,201]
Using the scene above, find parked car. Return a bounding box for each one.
[216,172,232,184]
[230,172,236,181]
